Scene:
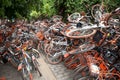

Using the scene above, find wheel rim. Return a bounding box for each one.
[32,49,40,58]
[91,4,102,21]
[107,14,120,27]
[47,53,62,64]
[68,12,81,22]
[66,28,96,38]
[69,43,95,54]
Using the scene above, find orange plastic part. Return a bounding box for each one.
[29,73,33,80]
[99,63,107,71]
[0,34,3,43]
[64,53,70,58]
[36,32,44,40]
[0,77,6,80]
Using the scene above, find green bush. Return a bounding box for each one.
[0,0,119,19]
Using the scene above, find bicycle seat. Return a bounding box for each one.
[115,7,120,13]
[112,7,120,14]
[93,30,104,43]
[76,22,82,28]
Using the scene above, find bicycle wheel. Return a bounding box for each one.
[77,76,95,80]
[44,44,51,55]
[66,28,96,39]
[73,66,90,80]
[68,12,81,22]
[63,54,74,63]
[91,4,102,21]
[45,41,66,55]
[21,67,33,80]
[46,52,63,65]
[32,59,42,76]
[106,13,120,27]
[50,43,64,51]
[64,54,80,69]
[65,59,80,69]
[51,37,67,51]
[37,42,44,51]
[44,43,59,54]
[31,48,40,58]
[52,15,62,22]
[68,43,95,55]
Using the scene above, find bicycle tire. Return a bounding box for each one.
[32,48,40,58]
[52,15,62,22]
[77,76,95,80]
[73,66,88,80]
[72,64,81,71]
[16,19,25,27]
[51,38,66,51]
[66,28,96,39]
[51,43,64,51]
[64,54,81,68]
[37,42,44,51]
[65,59,80,69]
[63,54,74,63]
[106,13,120,27]
[45,42,65,55]
[91,4,102,21]
[32,59,42,76]
[44,43,58,54]
[74,66,89,77]
[37,43,41,51]
[21,67,33,80]
[44,33,52,41]
[68,12,81,22]
[68,43,95,54]
[46,52,63,65]
[44,44,51,55]
[65,54,86,69]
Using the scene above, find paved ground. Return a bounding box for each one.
[48,63,73,80]
[0,51,73,80]
[40,51,74,80]
[0,63,47,80]
[0,63,23,80]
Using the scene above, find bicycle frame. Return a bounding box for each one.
[18,49,33,80]
[84,50,120,79]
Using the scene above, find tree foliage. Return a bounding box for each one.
[0,0,119,19]
[41,0,56,17]
[0,0,41,19]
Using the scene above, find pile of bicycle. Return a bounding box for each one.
[0,3,120,80]
[0,19,42,80]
